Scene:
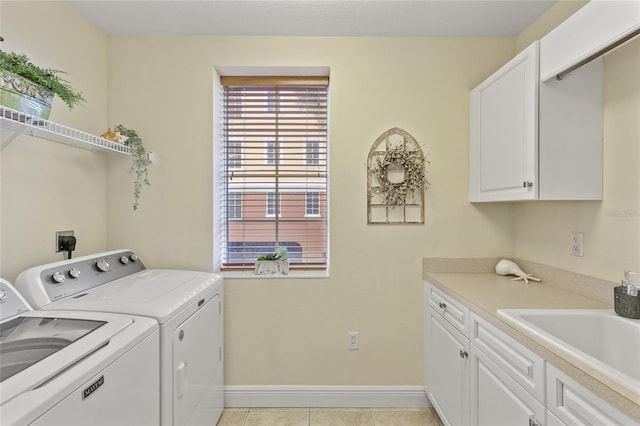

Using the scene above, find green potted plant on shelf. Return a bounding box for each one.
[255,247,289,275]
[0,48,85,119]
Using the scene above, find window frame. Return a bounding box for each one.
[265,192,282,217]
[306,138,321,166]
[227,192,242,220]
[305,192,321,217]
[215,75,330,273]
[264,137,283,166]
[228,136,244,170]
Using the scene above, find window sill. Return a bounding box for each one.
[219,270,329,279]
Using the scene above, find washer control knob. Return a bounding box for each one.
[129,253,139,262]
[52,271,66,283]
[96,259,110,272]
[119,256,130,265]
[69,268,81,279]
[0,289,7,301]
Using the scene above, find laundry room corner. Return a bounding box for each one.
[0,1,111,281]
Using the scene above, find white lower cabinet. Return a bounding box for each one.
[425,306,470,426]
[546,409,565,426]
[470,347,545,426]
[470,313,546,426]
[424,281,639,426]
[546,364,638,426]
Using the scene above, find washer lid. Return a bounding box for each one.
[0,316,106,382]
[41,270,222,324]
[0,309,156,405]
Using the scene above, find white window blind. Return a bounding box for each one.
[218,77,328,271]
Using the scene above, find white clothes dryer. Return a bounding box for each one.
[0,279,159,426]
[15,250,224,426]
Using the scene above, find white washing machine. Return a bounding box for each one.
[15,249,224,426]
[0,279,159,425]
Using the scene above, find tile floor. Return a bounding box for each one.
[217,407,443,426]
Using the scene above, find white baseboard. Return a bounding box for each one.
[224,385,429,408]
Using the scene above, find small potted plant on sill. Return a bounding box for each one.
[254,247,289,275]
[0,48,86,119]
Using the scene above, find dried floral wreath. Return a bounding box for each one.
[370,144,429,206]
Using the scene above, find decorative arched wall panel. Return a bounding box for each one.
[367,127,428,224]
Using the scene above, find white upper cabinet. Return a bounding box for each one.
[469,40,603,203]
[469,42,539,202]
[470,1,640,203]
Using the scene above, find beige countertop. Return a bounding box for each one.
[423,271,640,422]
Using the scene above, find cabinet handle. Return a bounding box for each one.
[459,350,468,359]
[438,302,447,309]
[523,181,533,188]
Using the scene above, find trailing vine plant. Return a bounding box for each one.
[114,125,150,210]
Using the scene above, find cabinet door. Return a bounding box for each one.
[425,307,469,426]
[469,42,539,202]
[547,364,638,426]
[547,409,566,426]
[470,345,546,426]
[470,313,545,402]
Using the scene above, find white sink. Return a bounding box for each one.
[497,309,640,395]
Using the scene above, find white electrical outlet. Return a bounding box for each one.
[348,332,359,350]
[570,232,584,257]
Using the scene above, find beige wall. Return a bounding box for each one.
[0,1,109,281]
[104,36,516,384]
[516,1,588,52]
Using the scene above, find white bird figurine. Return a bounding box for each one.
[495,259,541,284]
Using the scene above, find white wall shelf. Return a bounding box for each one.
[0,106,131,155]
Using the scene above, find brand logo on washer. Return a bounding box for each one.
[82,375,104,400]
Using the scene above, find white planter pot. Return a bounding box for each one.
[254,259,289,275]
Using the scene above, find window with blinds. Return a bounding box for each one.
[218,77,329,271]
